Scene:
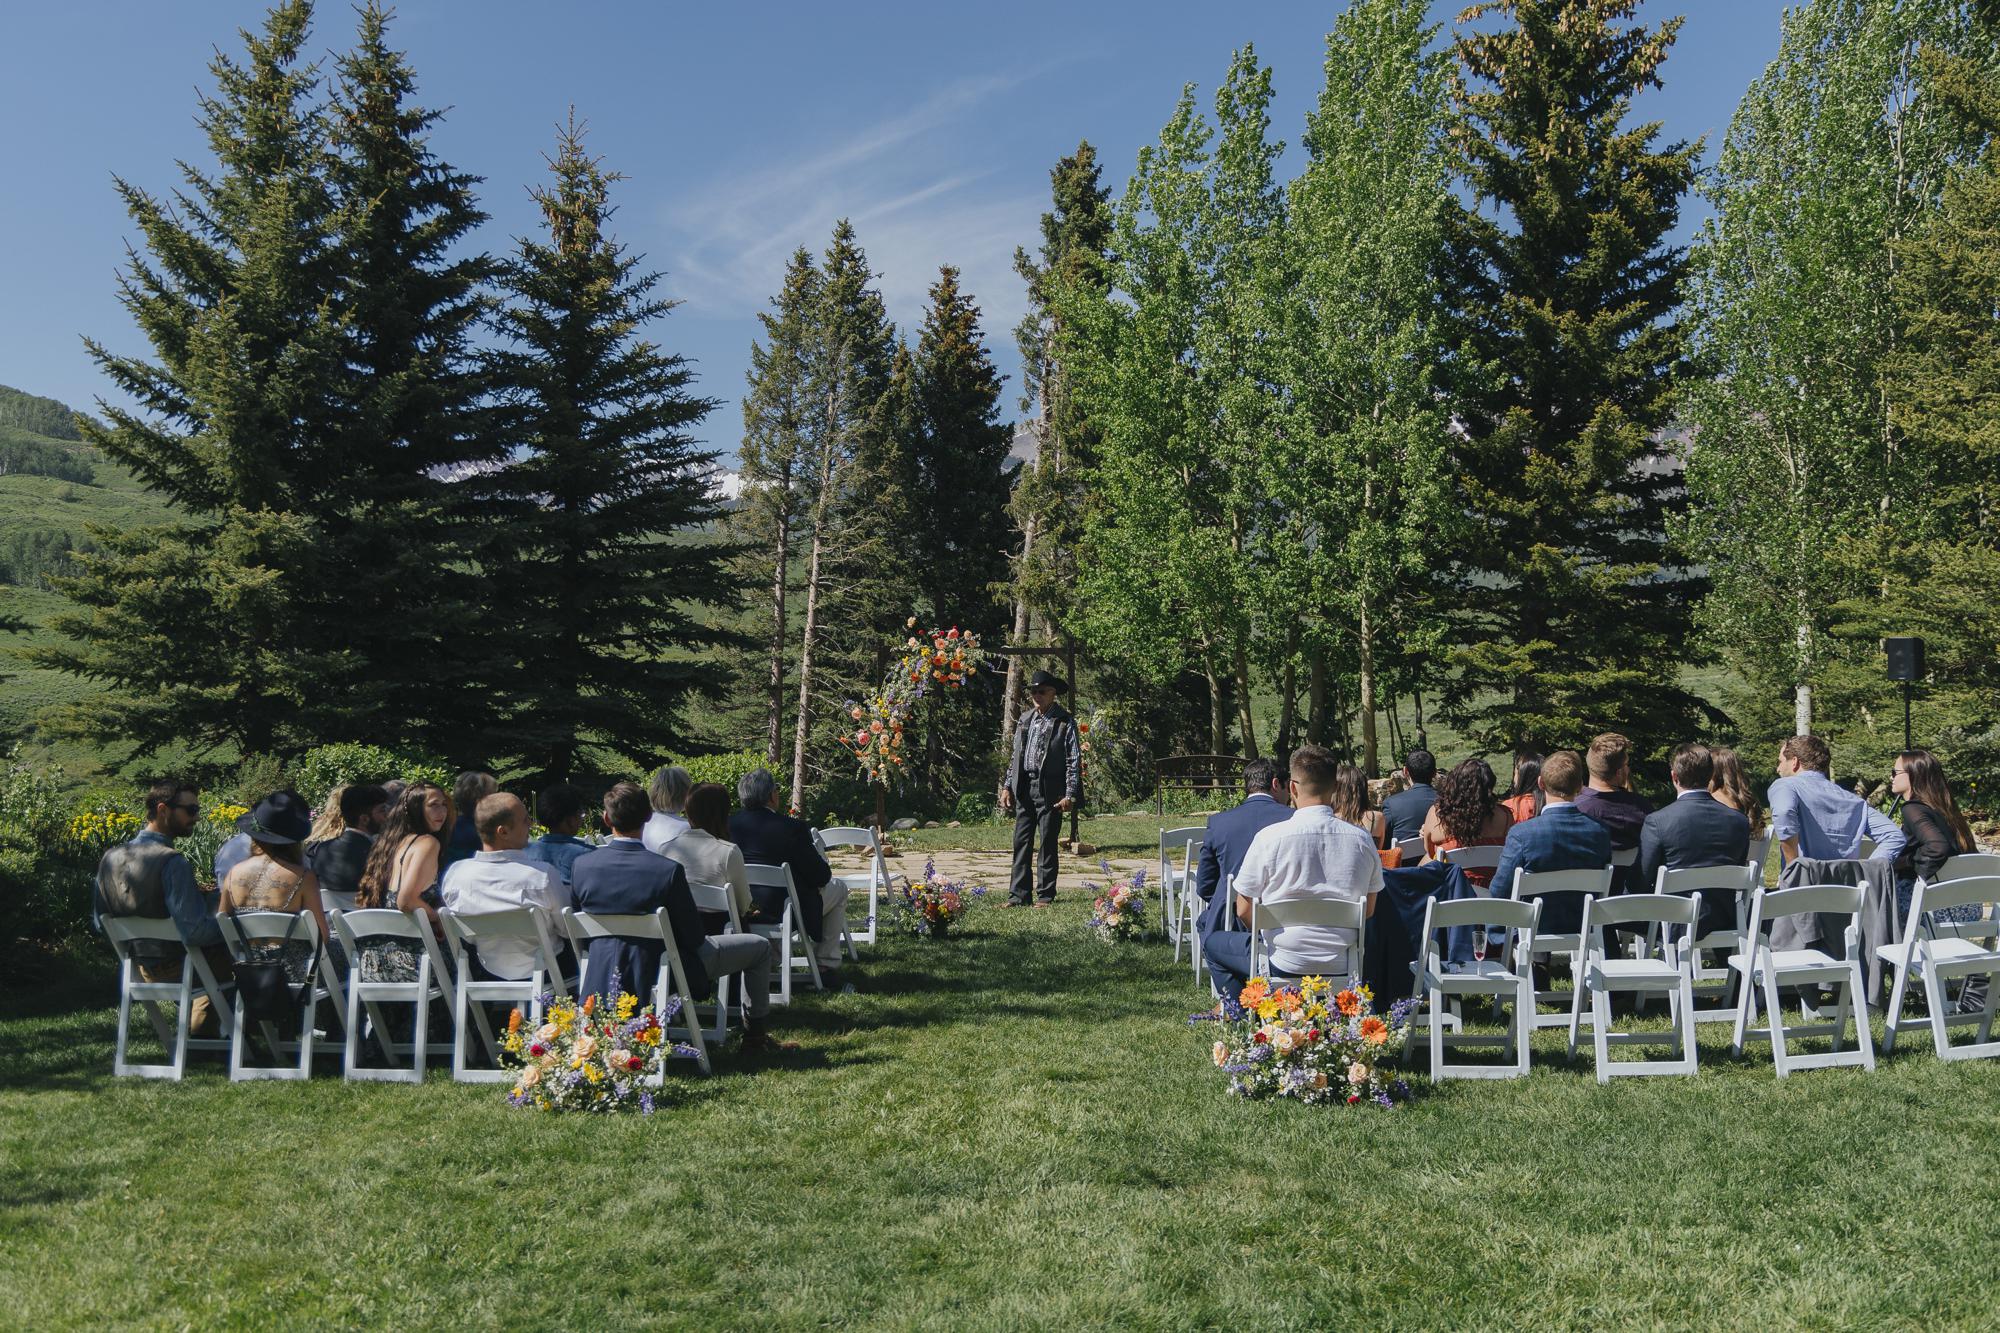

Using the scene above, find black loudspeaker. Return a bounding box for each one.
[1885,636,1925,681]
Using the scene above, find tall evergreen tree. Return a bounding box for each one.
[1278,0,1455,773]
[318,0,498,756]
[1439,0,1703,758]
[35,0,345,761]
[481,116,734,783]
[1682,0,1971,742]
[736,247,820,769]
[1001,141,1111,764]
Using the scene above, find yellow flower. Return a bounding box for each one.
[1255,998,1280,1021]
[584,1063,603,1084]
[615,993,637,1020]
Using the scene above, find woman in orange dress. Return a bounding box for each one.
[1422,758,1514,890]
[1500,754,1542,824]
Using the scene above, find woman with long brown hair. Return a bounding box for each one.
[1708,748,1766,835]
[1330,764,1387,848]
[354,782,455,982]
[1892,749,1977,902]
[1422,758,1514,889]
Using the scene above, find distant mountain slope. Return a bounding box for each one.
[0,383,84,440]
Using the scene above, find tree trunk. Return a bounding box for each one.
[1306,648,1328,746]
[764,504,791,770]
[1232,635,1259,760]
[1204,661,1227,755]
[1275,625,1298,756]
[996,514,1036,795]
[789,445,837,815]
[1794,620,1812,736]
[1413,686,1428,751]
[1358,596,1379,776]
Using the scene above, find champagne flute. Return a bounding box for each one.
[1471,921,1489,966]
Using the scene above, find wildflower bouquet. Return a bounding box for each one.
[500,988,690,1114]
[890,856,983,937]
[1193,976,1415,1107]
[1084,863,1149,943]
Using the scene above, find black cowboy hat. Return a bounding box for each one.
[237,790,313,845]
[1028,669,1068,694]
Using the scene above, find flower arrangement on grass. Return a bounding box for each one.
[1084,862,1149,943]
[1192,975,1415,1107]
[890,856,983,937]
[500,986,694,1114]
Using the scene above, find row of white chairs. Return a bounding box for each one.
[104,837,898,1083]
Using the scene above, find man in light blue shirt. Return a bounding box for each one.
[1768,734,1905,866]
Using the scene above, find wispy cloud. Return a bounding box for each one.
[654,65,1063,380]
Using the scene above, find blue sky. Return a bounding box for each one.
[0,1,1786,461]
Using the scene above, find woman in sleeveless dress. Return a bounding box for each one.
[218,794,326,983]
[1422,758,1513,890]
[354,782,455,983]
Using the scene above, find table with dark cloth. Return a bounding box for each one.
[1363,861,1483,1001]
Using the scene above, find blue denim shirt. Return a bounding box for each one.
[1769,770,1906,864]
[132,829,223,947]
[525,834,593,886]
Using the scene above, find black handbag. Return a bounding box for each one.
[225,904,321,1038]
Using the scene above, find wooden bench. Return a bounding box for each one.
[1154,754,1241,816]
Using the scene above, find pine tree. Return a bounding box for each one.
[318,0,498,756]
[1439,0,1703,758]
[35,0,345,762]
[481,115,734,783]
[736,247,820,769]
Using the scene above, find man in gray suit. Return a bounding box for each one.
[999,670,1082,907]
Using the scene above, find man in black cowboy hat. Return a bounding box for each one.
[1000,670,1082,907]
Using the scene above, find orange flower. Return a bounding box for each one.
[582,994,597,1017]
[507,1008,523,1034]
[1335,989,1361,1017]
[1277,990,1303,1014]
[1239,979,1270,1008]
[1359,1016,1389,1046]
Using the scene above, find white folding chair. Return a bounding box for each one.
[1172,839,1203,965]
[1566,893,1699,1082]
[1442,844,1504,885]
[1859,836,1878,861]
[1159,826,1203,943]
[218,909,344,1082]
[1610,847,1638,868]
[562,907,710,1076]
[1186,852,1216,982]
[1878,873,2000,1060]
[103,918,234,1080]
[1509,866,1614,1028]
[744,862,823,1003]
[1728,884,1876,1077]
[1746,830,1775,883]
[818,825,896,952]
[1405,896,1540,1080]
[332,908,454,1083]
[686,879,744,1042]
[1656,863,1761,1024]
[1246,896,1367,993]
[1394,835,1425,868]
[440,907,573,1083]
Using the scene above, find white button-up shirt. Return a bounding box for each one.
[440,850,571,979]
[642,810,689,857]
[1233,804,1382,977]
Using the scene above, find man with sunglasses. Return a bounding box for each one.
[94,779,234,1037]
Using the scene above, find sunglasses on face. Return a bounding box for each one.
[171,801,201,814]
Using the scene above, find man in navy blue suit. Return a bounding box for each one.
[1636,743,1751,935]
[728,768,846,986]
[1380,749,1438,845]
[1490,750,1611,937]
[572,783,784,1050]
[1193,757,1292,944]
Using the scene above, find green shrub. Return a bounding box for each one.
[952,790,996,824]
[663,750,773,800]
[293,743,451,806]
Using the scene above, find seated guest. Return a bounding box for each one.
[1380,749,1437,844]
[381,778,409,810]
[572,782,785,1050]
[669,782,754,929]
[1421,758,1513,889]
[305,786,347,858]
[1491,750,1611,936]
[212,820,254,896]
[729,768,848,985]
[354,782,455,981]
[1708,747,1767,836]
[1501,754,1543,823]
[524,783,594,887]
[1769,734,1905,865]
[308,783,389,913]
[446,771,497,868]
[440,793,572,981]
[1193,758,1293,942]
[643,765,693,856]
[1203,745,1382,1001]
[218,791,327,981]
[1575,732,1653,890]
[1332,764,1389,848]
[1635,744,1751,935]
[1892,749,1986,1010]
[94,779,233,1036]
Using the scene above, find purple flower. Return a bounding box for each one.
[1130,868,1147,893]
[671,1042,701,1059]
[1187,1011,1221,1025]
[639,1091,655,1115]
[1376,1092,1394,1109]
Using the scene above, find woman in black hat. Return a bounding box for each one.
[217,791,326,981]
[999,670,1082,906]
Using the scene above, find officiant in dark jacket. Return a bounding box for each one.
[1000,670,1082,907]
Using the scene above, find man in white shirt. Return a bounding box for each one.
[1205,745,1381,1003]
[441,792,572,980]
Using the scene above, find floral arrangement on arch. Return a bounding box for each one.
[1192,976,1414,1107]
[890,856,984,937]
[1085,861,1149,943]
[500,987,694,1114]
[839,620,984,785]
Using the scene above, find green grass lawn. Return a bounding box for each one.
[5,889,1999,1329]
